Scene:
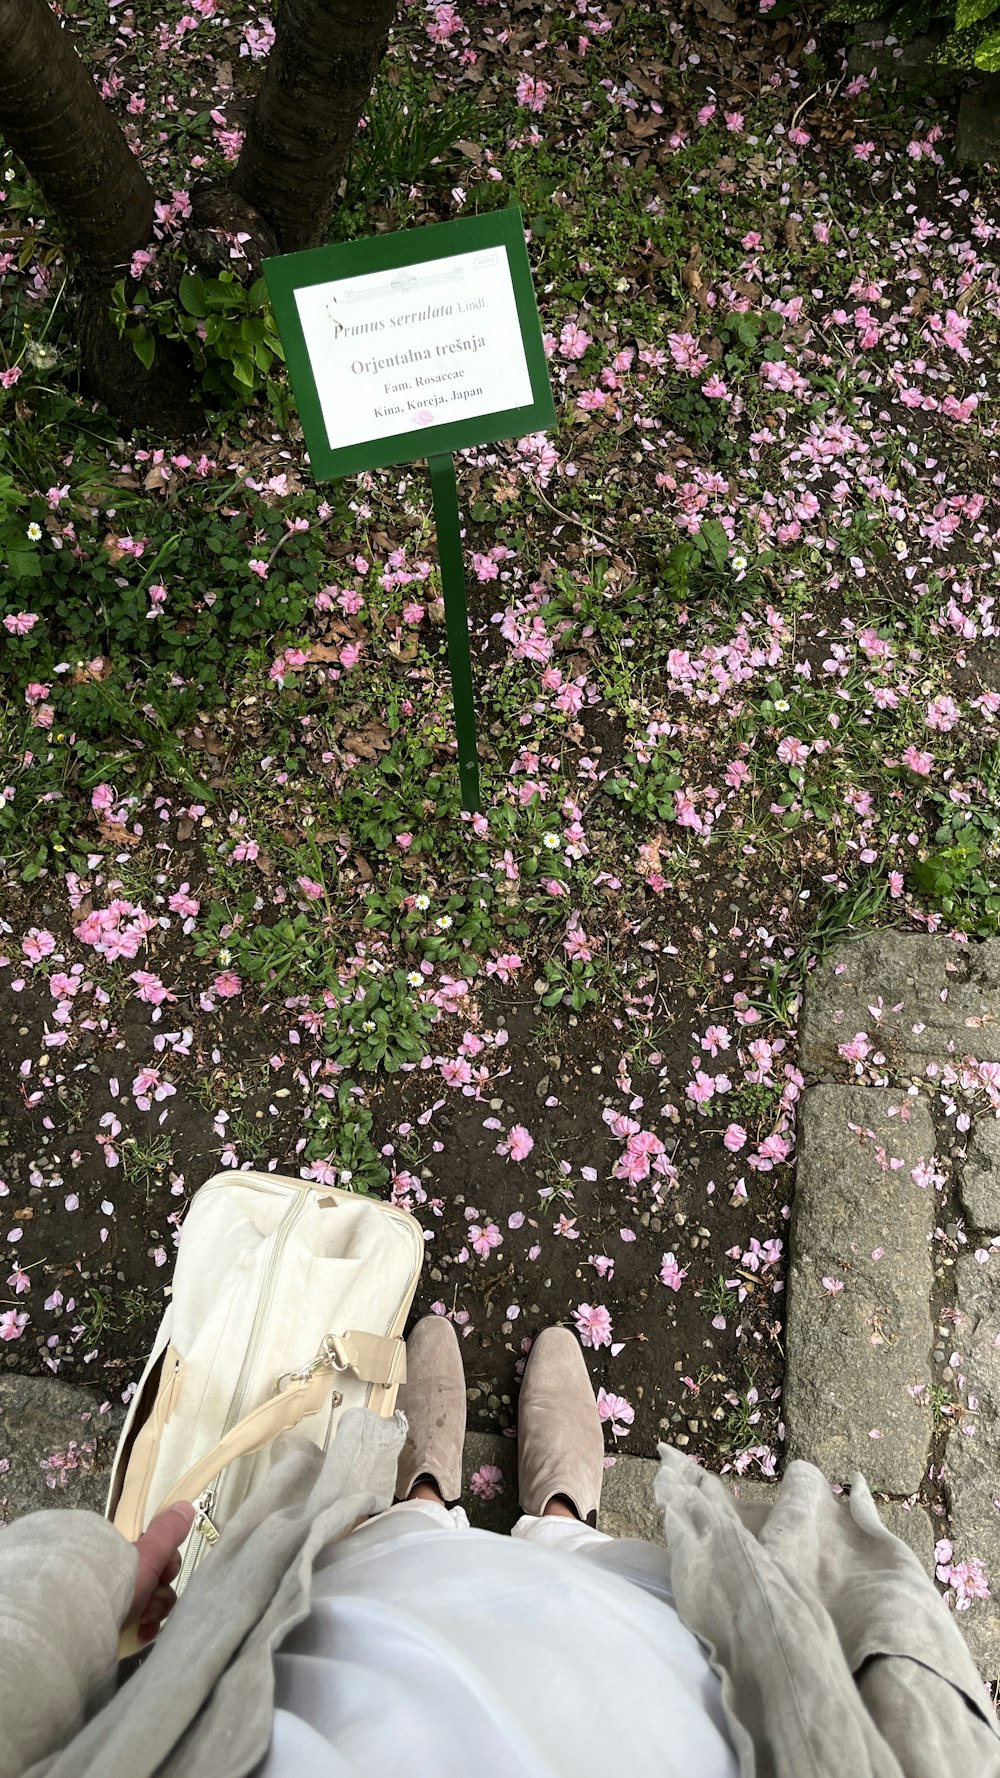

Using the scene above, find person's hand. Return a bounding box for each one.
[126,1501,196,1647]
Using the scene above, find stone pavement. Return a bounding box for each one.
[0,1374,124,1520]
[792,933,1000,1681]
[0,931,995,1683]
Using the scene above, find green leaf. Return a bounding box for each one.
[891,0,934,33]
[130,327,155,371]
[826,0,885,17]
[5,546,41,579]
[230,355,256,387]
[957,0,999,29]
[179,273,209,317]
[203,277,240,310]
[911,858,954,896]
[974,21,1000,63]
[928,13,994,61]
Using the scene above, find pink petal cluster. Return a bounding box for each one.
[596,1388,635,1438]
[572,1303,613,1349]
[469,1463,504,1500]
[659,1252,687,1292]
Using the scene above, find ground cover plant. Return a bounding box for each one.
[0,0,998,1503]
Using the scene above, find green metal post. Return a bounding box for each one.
[428,452,481,814]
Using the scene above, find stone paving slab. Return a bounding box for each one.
[799,935,1000,1075]
[464,1431,935,1574]
[960,1120,1000,1232]
[957,83,1000,171]
[878,1502,937,1579]
[944,1253,1000,1678]
[0,1374,124,1521]
[783,1086,935,1494]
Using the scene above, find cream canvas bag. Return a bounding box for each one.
[106,1169,423,1617]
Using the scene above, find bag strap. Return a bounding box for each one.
[136,1330,405,1527]
[330,1329,407,1391]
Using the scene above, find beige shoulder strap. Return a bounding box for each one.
[115,1330,404,1538]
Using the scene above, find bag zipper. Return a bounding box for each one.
[175,1190,308,1591]
[115,1351,183,1538]
[192,1487,220,1545]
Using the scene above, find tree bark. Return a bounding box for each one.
[230,0,397,253]
[0,0,155,284]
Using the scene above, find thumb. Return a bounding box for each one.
[132,1501,197,1615]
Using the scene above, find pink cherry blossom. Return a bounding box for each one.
[559,321,592,360]
[563,923,593,962]
[901,744,934,777]
[22,929,56,965]
[925,695,960,732]
[573,1302,613,1349]
[686,1070,716,1109]
[130,971,176,1005]
[469,1463,504,1500]
[502,1124,534,1161]
[168,885,200,917]
[597,1388,635,1437]
[659,1252,687,1292]
[469,1222,502,1258]
[213,970,243,998]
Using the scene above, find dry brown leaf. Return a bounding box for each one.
[386,634,419,664]
[186,729,226,756]
[177,818,195,841]
[699,0,737,19]
[354,853,374,882]
[626,113,663,140]
[96,819,141,848]
[13,1207,33,1221]
[306,642,348,663]
[681,246,703,293]
[69,656,113,686]
[628,70,663,99]
[343,725,390,760]
[102,534,128,566]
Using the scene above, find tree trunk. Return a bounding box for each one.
[0,0,155,284]
[230,0,397,253]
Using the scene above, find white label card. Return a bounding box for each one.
[293,246,534,453]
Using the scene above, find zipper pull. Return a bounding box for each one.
[193,1488,220,1545]
[277,1333,350,1393]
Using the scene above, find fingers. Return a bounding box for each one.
[130,1501,196,1625]
[137,1583,178,1647]
[160,1549,182,1587]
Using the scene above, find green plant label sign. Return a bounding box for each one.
[263,206,555,478]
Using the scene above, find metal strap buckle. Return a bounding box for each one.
[277,1333,351,1393]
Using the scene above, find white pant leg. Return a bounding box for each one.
[510,1513,612,1555]
[359,1498,471,1534]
